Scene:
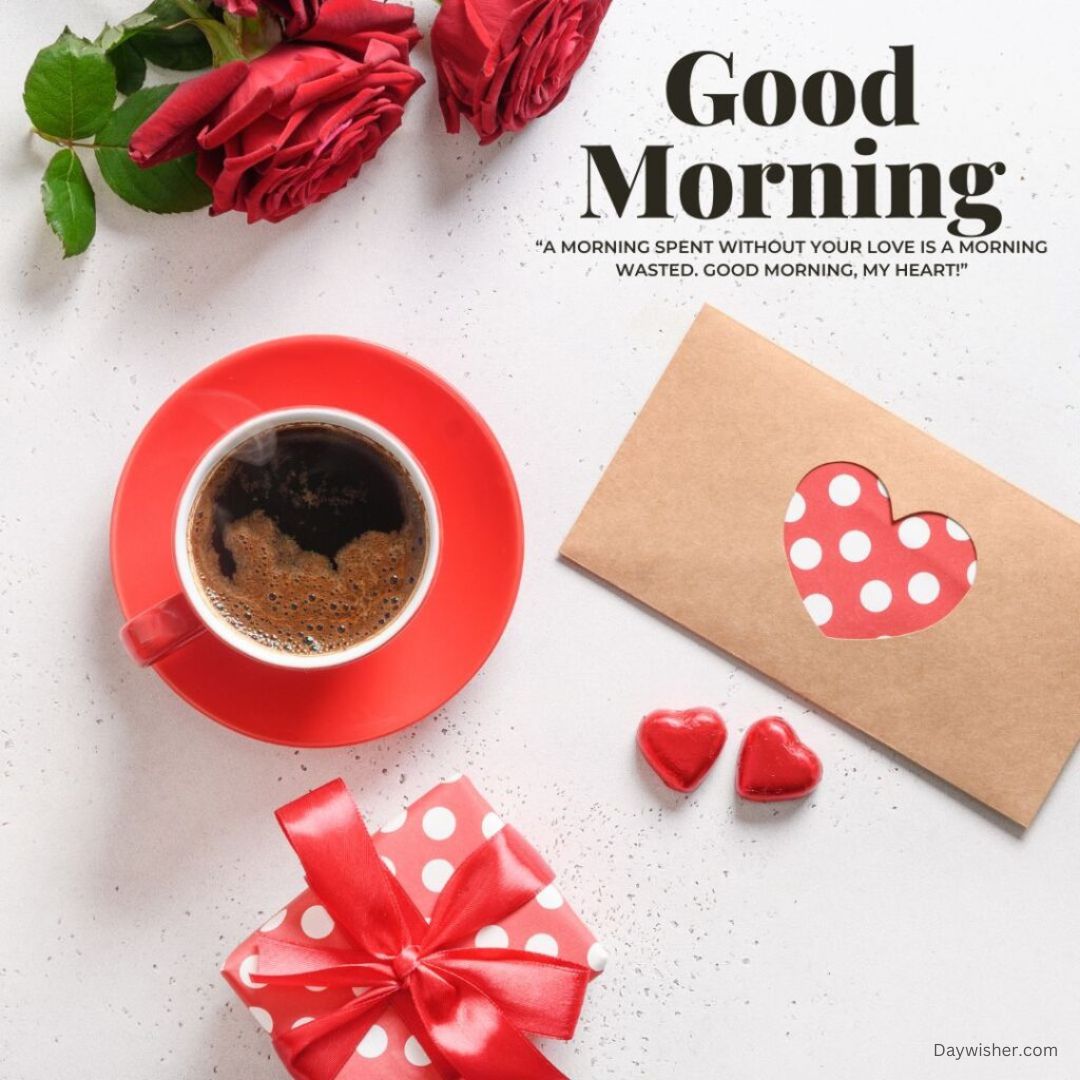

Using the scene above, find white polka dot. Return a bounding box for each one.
[828,473,861,506]
[967,561,977,586]
[860,580,892,613]
[525,933,559,957]
[305,985,327,993]
[474,924,509,949]
[239,954,265,990]
[381,856,397,876]
[422,806,457,841]
[876,478,889,498]
[535,884,564,910]
[785,492,806,523]
[292,1017,314,1029]
[789,537,822,571]
[249,1006,273,1032]
[260,908,287,933]
[803,593,833,627]
[587,942,610,973]
[300,905,334,940]
[356,1024,389,1059]
[481,813,504,839]
[838,530,872,563]
[908,571,941,605]
[898,516,931,549]
[380,809,407,833]
[421,858,454,893]
[404,1036,432,1067]
[946,518,970,541]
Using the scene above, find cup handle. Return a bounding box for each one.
[120,592,206,666]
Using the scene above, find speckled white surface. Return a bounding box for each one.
[2,2,1079,1078]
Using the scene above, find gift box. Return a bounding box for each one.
[223,775,608,1080]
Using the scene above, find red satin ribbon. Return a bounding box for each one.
[252,779,590,1080]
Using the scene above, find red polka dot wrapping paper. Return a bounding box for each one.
[562,305,1080,827]
[222,776,607,1077]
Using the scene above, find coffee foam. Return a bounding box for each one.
[187,424,427,655]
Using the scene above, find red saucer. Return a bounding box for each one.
[109,337,523,747]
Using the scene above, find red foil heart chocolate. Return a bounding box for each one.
[784,462,977,639]
[638,707,728,792]
[736,717,822,802]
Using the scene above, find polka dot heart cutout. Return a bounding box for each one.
[784,462,977,639]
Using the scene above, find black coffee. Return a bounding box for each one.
[188,422,427,654]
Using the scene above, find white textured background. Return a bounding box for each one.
[2,2,1079,1078]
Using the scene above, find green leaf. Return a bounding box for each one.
[41,149,96,257]
[108,41,148,95]
[132,1,214,71]
[23,30,117,139]
[97,13,157,52]
[94,86,212,214]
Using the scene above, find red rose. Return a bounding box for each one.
[430,0,613,145]
[130,0,422,223]
[216,0,324,38]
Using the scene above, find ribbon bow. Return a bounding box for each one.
[252,780,591,1080]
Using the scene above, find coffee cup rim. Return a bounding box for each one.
[173,406,441,670]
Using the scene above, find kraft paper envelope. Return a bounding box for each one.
[562,305,1080,826]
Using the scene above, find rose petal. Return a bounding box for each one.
[130,62,249,167]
